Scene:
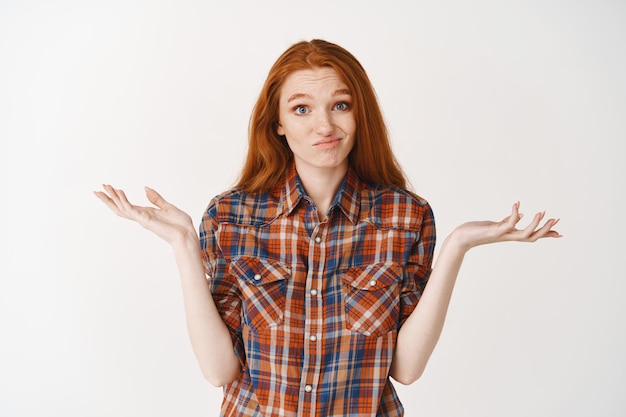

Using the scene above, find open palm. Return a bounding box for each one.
[94,184,196,245]
[455,201,561,251]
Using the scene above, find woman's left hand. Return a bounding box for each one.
[452,202,562,251]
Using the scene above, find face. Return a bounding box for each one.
[277,67,356,177]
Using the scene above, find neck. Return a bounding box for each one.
[296,163,348,217]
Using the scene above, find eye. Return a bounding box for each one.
[294,105,308,115]
[334,102,350,111]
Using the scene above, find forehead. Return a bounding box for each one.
[279,67,350,101]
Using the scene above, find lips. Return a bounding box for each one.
[314,136,342,146]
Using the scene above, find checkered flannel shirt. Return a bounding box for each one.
[199,165,436,417]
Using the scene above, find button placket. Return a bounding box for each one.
[299,223,327,411]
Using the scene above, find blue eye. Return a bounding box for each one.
[335,102,349,111]
[295,106,308,114]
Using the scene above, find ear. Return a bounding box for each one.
[276,121,284,136]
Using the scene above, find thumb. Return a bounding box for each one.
[145,186,168,209]
[502,201,523,227]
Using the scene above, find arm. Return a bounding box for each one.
[94,185,241,386]
[389,202,561,385]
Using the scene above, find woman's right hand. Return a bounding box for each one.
[94,184,241,385]
[94,184,197,246]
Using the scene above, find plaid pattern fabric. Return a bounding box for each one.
[199,165,436,417]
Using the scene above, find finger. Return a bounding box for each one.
[102,184,124,209]
[104,185,140,220]
[529,218,562,241]
[116,188,155,226]
[519,211,545,239]
[502,201,522,230]
[114,188,135,212]
[509,201,519,223]
[101,184,127,212]
[145,186,169,209]
[545,229,563,238]
[93,190,123,215]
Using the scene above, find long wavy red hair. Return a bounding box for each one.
[235,39,407,193]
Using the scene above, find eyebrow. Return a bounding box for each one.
[286,89,352,103]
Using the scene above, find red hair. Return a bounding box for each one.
[236,39,407,192]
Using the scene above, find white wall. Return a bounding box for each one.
[1,0,624,416]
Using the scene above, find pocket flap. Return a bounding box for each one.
[341,262,402,290]
[230,257,291,285]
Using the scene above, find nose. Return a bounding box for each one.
[314,110,333,135]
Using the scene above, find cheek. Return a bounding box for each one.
[346,119,357,139]
[284,135,298,152]
[343,112,357,132]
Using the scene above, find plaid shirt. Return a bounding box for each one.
[199,165,436,417]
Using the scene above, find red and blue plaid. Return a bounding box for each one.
[199,165,436,416]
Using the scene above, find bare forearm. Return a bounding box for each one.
[390,203,561,384]
[172,236,241,386]
[94,186,241,385]
[390,232,466,384]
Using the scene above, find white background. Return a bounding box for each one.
[1,0,624,416]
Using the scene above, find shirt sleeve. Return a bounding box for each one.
[399,201,436,326]
[199,199,246,369]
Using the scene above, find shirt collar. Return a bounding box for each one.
[282,164,305,216]
[330,167,360,224]
[280,164,361,224]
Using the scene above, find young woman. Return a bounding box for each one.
[94,39,560,417]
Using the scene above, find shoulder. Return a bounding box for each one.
[204,187,281,227]
[360,183,434,230]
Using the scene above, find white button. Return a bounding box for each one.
[314,236,322,244]
[309,335,317,342]
[310,289,318,296]
[369,280,377,287]
[304,385,313,392]
[253,274,262,281]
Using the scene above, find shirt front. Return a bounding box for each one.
[199,165,436,417]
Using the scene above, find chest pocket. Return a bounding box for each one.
[230,257,291,332]
[341,263,403,337]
